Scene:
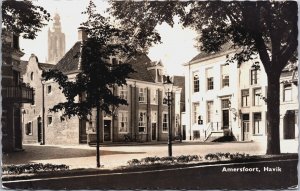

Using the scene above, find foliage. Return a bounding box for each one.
[2,0,51,39]
[109,1,298,155]
[127,155,201,166]
[2,163,69,174]
[42,1,137,119]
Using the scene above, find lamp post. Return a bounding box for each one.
[163,75,173,157]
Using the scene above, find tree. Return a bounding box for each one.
[109,1,298,155]
[2,0,51,39]
[42,1,137,167]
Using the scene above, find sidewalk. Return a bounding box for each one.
[2,139,298,170]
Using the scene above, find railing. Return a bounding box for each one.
[2,85,35,104]
[205,122,232,139]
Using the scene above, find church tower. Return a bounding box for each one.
[47,13,65,64]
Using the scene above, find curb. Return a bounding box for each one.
[2,153,297,182]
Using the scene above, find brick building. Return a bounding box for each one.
[22,29,184,145]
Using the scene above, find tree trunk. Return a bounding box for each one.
[96,104,100,167]
[266,73,281,155]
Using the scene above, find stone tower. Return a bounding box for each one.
[47,13,65,64]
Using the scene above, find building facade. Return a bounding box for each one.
[2,30,34,152]
[184,46,298,142]
[22,29,183,145]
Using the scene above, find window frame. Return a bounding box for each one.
[162,113,168,133]
[118,111,128,133]
[138,111,147,133]
[253,112,262,135]
[193,73,199,93]
[207,77,214,90]
[47,116,53,126]
[193,102,200,124]
[241,89,249,107]
[250,69,258,85]
[283,84,292,102]
[207,101,213,123]
[138,88,147,103]
[119,86,128,100]
[253,88,262,106]
[25,121,33,136]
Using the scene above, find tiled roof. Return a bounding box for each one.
[190,42,234,63]
[39,63,54,71]
[53,41,81,73]
[173,75,185,102]
[127,53,155,83]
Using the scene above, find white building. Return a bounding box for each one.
[184,46,298,142]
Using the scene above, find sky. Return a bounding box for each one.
[20,0,199,76]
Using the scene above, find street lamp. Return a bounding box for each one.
[163,75,173,157]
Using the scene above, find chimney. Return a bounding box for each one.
[78,27,87,41]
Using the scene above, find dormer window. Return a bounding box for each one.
[157,69,162,82]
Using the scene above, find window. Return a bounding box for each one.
[253,113,262,134]
[241,89,249,107]
[221,65,229,88]
[206,68,214,90]
[139,88,147,103]
[207,101,213,123]
[30,72,34,81]
[283,84,292,102]
[151,89,158,104]
[222,76,229,87]
[151,111,157,122]
[221,99,230,109]
[251,69,259,85]
[207,77,214,90]
[138,111,147,133]
[163,113,168,132]
[118,112,128,133]
[119,86,127,100]
[25,122,32,135]
[47,116,53,126]
[193,103,200,124]
[253,88,262,106]
[193,73,199,92]
[47,85,52,94]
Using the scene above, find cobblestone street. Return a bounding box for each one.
[2,140,298,170]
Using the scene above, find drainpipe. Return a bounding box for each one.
[41,79,45,145]
[189,63,192,140]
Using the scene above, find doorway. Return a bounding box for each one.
[104,120,112,142]
[242,114,250,141]
[151,123,157,140]
[283,110,295,139]
[221,99,230,129]
[37,117,42,142]
[79,119,87,143]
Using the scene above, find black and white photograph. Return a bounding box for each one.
[1,0,298,190]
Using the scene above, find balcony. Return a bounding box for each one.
[2,85,35,104]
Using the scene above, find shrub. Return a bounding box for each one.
[2,163,69,174]
[160,156,176,164]
[141,156,160,164]
[127,159,141,166]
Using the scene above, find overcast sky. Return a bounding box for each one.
[20,0,199,76]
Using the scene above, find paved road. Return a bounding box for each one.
[3,159,297,190]
[3,140,297,169]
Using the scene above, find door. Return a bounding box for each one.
[222,110,229,129]
[79,119,87,143]
[182,125,186,140]
[151,123,157,140]
[104,120,111,142]
[37,117,42,142]
[14,107,22,149]
[242,114,250,141]
[283,110,295,139]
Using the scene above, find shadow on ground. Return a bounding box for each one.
[2,145,145,165]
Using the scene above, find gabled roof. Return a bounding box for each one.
[20,60,53,76]
[149,60,164,67]
[53,41,81,73]
[127,53,156,83]
[173,75,185,102]
[189,42,234,63]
